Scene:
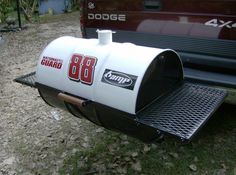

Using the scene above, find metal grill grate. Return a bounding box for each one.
[137,83,227,140]
[14,72,36,88]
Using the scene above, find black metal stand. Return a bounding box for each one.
[16,0,22,29]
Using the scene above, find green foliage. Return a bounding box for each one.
[0,0,14,23]
[19,0,38,21]
[71,0,80,10]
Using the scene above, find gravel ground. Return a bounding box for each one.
[0,12,99,175]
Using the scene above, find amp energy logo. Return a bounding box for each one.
[102,69,137,90]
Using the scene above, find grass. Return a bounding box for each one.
[60,103,236,175]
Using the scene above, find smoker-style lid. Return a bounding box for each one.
[35,34,183,114]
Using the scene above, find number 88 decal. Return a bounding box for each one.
[68,54,97,85]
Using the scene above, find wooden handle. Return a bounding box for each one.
[57,93,86,107]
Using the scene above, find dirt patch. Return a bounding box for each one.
[0,12,99,175]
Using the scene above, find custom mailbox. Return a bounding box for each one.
[15,30,227,142]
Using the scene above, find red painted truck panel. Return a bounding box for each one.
[83,0,236,40]
[81,0,236,89]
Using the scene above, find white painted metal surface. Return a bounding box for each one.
[36,31,181,114]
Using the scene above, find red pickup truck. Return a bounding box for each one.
[80,0,236,91]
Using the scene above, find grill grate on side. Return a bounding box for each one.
[14,72,36,88]
[137,83,227,140]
